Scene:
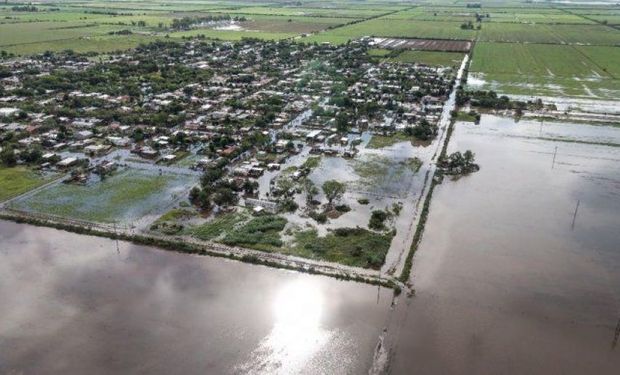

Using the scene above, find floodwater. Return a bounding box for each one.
[387,115,620,374]
[0,221,392,375]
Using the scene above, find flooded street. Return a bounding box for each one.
[388,116,620,374]
[0,221,392,375]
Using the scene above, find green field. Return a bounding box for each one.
[479,22,620,45]
[390,50,464,67]
[0,167,51,202]
[9,169,192,223]
[305,18,477,44]
[469,42,620,98]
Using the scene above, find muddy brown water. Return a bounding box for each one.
[0,221,392,375]
[387,116,620,374]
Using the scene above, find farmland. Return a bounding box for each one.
[469,42,620,99]
[0,167,52,202]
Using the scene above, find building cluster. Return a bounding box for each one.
[0,38,455,207]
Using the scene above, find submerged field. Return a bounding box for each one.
[9,168,193,224]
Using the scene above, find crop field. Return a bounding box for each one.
[1,34,162,55]
[390,50,464,67]
[469,42,620,99]
[9,168,193,224]
[479,22,620,45]
[0,21,127,48]
[305,18,477,44]
[0,167,52,202]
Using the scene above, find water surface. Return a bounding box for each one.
[0,221,391,374]
[388,116,620,374]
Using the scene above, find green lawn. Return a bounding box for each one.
[0,167,50,202]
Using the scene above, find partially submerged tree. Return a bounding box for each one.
[322,180,346,207]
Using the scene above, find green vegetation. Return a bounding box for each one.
[390,50,464,67]
[305,18,477,44]
[301,156,321,170]
[9,169,189,223]
[291,227,392,269]
[222,215,287,250]
[322,180,346,206]
[367,132,417,149]
[189,211,248,241]
[469,42,620,99]
[0,167,50,202]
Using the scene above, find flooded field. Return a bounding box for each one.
[387,115,620,374]
[0,221,392,375]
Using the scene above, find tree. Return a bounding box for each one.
[302,178,318,204]
[322,180,345,206]
[463,150,475,166]
[0,146,16,166]
[212,187,237,206]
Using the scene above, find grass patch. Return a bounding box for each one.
[290,227,392,269]
[0,167,51,202]
[222,215,287,250]
[189,211,248,241]
[367,132,416,148]
[301,155,321,170]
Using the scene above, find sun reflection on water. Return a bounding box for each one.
[235,279,331,374]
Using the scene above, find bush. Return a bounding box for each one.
[309,210,327,224]
[369,210,389,230]
[335,204,351,213]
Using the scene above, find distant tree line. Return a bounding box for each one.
[171,15,247,31]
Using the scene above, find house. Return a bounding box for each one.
[57,157,78,169]
[84,144,110,156]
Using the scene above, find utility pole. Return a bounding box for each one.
[552,146,558,169]
[571,200,580,230]
[113,222,120,255]
[539,119,543,136]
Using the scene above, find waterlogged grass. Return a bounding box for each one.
[0,167,51,202]
[367,132,416,148]
[154,208,196,224]
[302,156,321,170]
[290,228,391,269]
[10,169,191,223]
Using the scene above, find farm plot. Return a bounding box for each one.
[479,22,620,45]
[0,167,53,202]
[0,21,127,48]
[390,50,465,67]
[9,168,194,224]
[372,37,471,52]
[210,6,392,18]
[305,19,477,44]
[468,42,620,98]
[2,34,162,56]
